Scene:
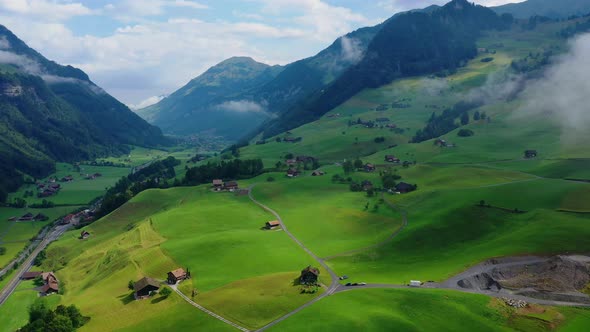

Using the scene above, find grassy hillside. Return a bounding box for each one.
[37,183,324,331]
[268,288,590,332]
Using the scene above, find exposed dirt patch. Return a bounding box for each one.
[458,255,590,304]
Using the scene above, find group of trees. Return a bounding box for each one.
[97,157,181,219]
[184,158,264,186]
[19,300,88,332]
[412,100,483,143]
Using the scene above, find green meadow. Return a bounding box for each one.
[253,174,404,258]
[8,163,130,206]
[269,288,589,332]
[325,175,590,284]
[0,280,61,332]
[0,205,82,267]
[36,184,325,330]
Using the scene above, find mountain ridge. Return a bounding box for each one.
[0,24,169,201]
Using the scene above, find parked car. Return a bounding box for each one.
[359,282,367,285]
[339,275,349,280]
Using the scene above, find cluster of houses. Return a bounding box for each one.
[60,209,95,226]
[385,155,401,163]
[211,180,239,192]
[37,182,61,198]
[21,271,59,295]
[133,268,190,300]
[8,213,48,222]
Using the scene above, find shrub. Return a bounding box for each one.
[457,129,475,137]
[160,287,172,297]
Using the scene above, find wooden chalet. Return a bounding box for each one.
[287,169,300,178]
[386,124,397,129]
[212,179,224,191]
[385,155,400,163]
[311,170,325,176]
[18,213,34,221]
[524,150,538,159]
[266,220,280,229]
[34,213,49,221]
[361,180,374,191]
[224,181,239,191]
[80,230,90,239]
[61,175,74,182]
[40,272,59,295]
[364,164,376,172]
[134,277,160,299]
[285,159,297,166]
[300,266,320,285]
[21,271,43,280]
[167,268,188,284]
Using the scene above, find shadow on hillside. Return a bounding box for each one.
[151,296,167,304]
[118,292,135,305]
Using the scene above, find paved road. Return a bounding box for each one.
[0,227,49,279]
[0,224,71,306]
[170,284,250,332]
[248,185,341,331]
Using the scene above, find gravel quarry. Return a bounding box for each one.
[441,255,590,305]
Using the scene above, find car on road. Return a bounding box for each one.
[359,282,367,285]
[339,275,349,280]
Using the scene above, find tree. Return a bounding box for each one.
[460,112,470,125]
[353,159,363,170]
[479,200,486,207]
[480,112,487,120]
[342,160,353,175]
[160,287,172,297]
[128,280,135,291]
[267,177,275,182]
[285,153,294,159]
[473,111,481,121]
[457,129,474,137]
[0,247,5,255]
[366,189,374,197]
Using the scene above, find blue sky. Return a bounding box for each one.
[0,0,523,108]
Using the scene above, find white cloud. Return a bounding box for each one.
[129,95,166,110]
[217,100,266,113]
[340,36,363,63]
[255,0,375,42]
[0,36,10,49]
[105,0,207,18]
[517,33,590,144]
[0,0,93,21]
[0,50,43,75]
